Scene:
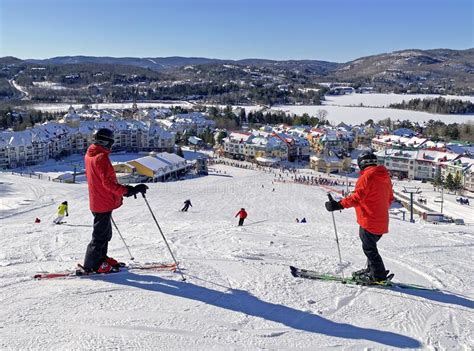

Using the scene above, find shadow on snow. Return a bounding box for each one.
[101,272,421,348]
[391,286,474,310]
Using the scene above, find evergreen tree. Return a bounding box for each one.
[445,173,455,191]
[453,172,463,192]
[432,171,443,188]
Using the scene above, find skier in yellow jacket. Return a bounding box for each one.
[53,201,69,224]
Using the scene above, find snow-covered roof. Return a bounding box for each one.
[228,132,253,142]
[131,156,170,171]
[156,152,186,165]
[375,149,418,159]
[425,141,446,148]
[416,150,459,162]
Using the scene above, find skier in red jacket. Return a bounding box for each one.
[325,151,394,283]
[235,208,248,226]
[83,128,148,273]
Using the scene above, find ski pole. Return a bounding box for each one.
[328,193,345,279]
[111,216,135,261]
[142,193,186,281]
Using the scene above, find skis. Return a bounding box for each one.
[290,266,439,291]
[34,262,178,280]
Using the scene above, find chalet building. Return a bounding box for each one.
[371,135,427,151]
[441,157,474,189]
[222,130,309,162]
[376,148,464,181]
[0,120,175,169]
[375,149,418,179]
[157,112,216,134]
[310,152,351,174]
[464,166,474,192]
[223,132,253,160]
[415,150,459,180]
[113,152,188,182]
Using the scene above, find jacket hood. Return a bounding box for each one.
[86,144,110,157]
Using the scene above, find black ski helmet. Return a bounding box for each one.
[93,128,115,149]
[357,151,378,170]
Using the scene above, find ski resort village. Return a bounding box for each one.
[2,0,474,347]
[1,100,473,350]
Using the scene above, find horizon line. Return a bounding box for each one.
[2,46,473,64]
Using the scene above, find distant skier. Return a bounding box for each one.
[35,218,41,224]
[181,199,192,212]
[235,208,248,226]
[83,128,148,274]
[300,217,307,223]
[325,151,394,283]
[53,201,68,224]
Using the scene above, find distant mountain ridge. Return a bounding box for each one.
[20,55,339,73]
[1,48,472,101]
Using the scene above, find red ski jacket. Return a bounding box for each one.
[235,210,248,219]
[85,144,128,213]
[340,165,394,235]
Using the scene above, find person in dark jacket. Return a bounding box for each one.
[83,128,148,274]
[235,208,248,226]
[325,151,394,283]
[181,199,192,212]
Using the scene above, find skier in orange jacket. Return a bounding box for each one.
[325,151,394,283]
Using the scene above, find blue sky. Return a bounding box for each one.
[0,0,472,62]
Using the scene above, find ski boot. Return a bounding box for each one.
[355,271,393,285]
[352,267,369,279]
[105,256,125,269]
[96,261,119,274]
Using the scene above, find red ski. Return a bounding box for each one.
[34,262,178,280]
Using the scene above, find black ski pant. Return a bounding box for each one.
[181,205,189,212]
[238,218,245,226]
[84,211,113,271]
[359,227,387,279]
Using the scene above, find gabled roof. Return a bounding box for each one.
[156,152,186,165]
[375,149,418,159]
[416,150,459,162]
[130,156,170,171]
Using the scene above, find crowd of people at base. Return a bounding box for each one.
[210,158,356,190]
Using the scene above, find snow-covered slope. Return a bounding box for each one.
[1,167,473,349]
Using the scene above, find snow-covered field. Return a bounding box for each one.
[324,93,474,108]
[271,104,474,125]
[1,166,473,350]
[26,93,474,125]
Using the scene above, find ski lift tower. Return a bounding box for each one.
[402,186,422,223]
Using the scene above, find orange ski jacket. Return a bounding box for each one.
[85,144,128,213]
[340,165,394,235]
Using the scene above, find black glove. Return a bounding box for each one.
[125,184,149,197]
[66,213,69,217]
[325,194,344,212]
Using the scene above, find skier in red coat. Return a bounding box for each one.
[83,128,148,273]
[235,208,248,226]
[325,151,394,283]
